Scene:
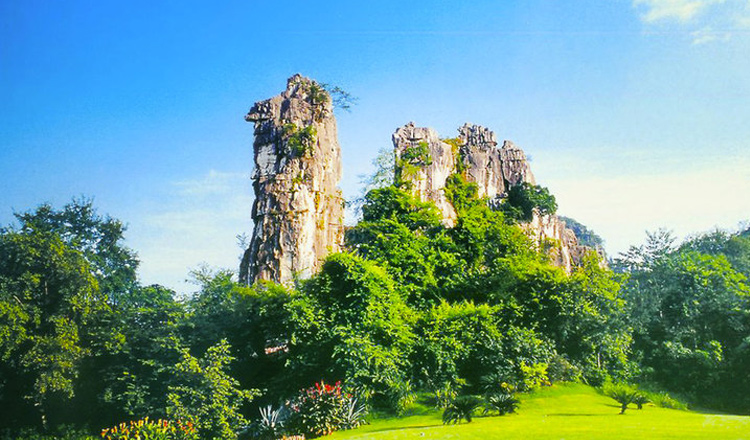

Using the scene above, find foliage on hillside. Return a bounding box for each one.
[559,216,605,249]
[615,228,750,413]
[1,190,749,438]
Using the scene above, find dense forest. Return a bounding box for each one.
[1,183,749,439]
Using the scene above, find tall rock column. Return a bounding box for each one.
[239,74,345,285]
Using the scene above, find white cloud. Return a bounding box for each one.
[734,2,750,28]
[691,26,732,43]
[126,170,254,293]
[633,0,750,43]
[634,0,725,23]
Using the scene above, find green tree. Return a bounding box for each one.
[13,198,138,299]
[184,269,295,401]
[680,229,750,280]
[351,147,395,218]
[347,186,455,307]
[0,223,105,429]
[167,339,259,440]
[412,301,553,396]
[359,186,442,230]
[500,183,558,222]
[619,230,750,410]
[84,284,186,425]
[287,253,416,412]
[558,216,605,249]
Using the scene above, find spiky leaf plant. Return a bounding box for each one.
[442,395,483,424]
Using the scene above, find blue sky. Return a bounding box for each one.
[2,0,749,292]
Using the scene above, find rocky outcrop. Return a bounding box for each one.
[522,213,590,272]
[392,122,591,272]
[458,123,506,201]
[392,123,458,225]
[391,122,539,227]
[239,74,345,285]
[500,140,536,187]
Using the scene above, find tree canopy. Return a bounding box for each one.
[2,194,749,438]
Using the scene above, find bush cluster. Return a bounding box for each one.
[100,418,197,440]
[286,381,367,438]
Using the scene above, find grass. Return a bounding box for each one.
[329,383,750,440]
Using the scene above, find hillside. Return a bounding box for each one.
[330,384,750,440]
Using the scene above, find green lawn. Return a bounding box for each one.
[330,383,750,440]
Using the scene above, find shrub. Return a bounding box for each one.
[547,354,583,383]
[286,381,366,438]
[483,392,519,416]
[244,405,286,440]
[500,183,557,222]
[400,141,432,166]
[282,123,317,157]
[101,417,198,440]
[519,361,550,391]
[442,395,482,424]
[602,382,645,414]
[647,391,688,410]
[430,380,463,409]
[444,173,480,214]
[632,393,650,410]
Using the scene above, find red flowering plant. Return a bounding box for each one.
[100,417,198,440]
[286,380,367,438]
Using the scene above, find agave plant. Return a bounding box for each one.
[252,405,285,439]
[339,396,368,430]
[484,392,520,416]
[442,395,483,424]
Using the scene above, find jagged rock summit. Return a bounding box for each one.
[239,74,345,285]
[392,122,589,272]
[392,122,537,226]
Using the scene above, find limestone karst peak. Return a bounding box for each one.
[239,75,344,285]
[391,121,589,272]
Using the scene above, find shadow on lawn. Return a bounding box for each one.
[547,413,610,417]
[367,423,444,433]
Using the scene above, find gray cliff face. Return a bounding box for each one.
[239,74,344,285]
[500,140,536,187]
[457,124,536,200]
[392,122,590,272]
[392,122,458,226]
[458,123,505,201]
